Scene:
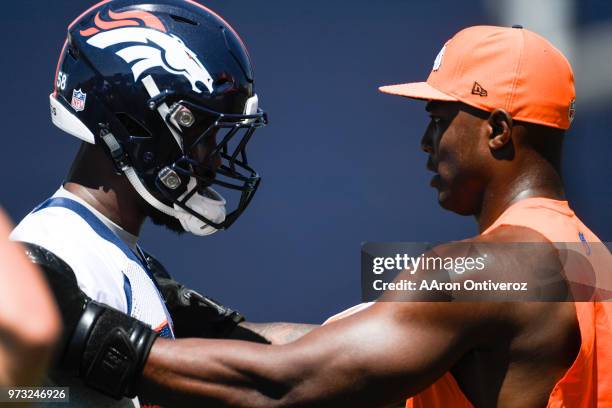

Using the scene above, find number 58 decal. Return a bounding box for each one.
[56,71,67,91]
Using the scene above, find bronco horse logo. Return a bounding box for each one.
[80,9,214,94]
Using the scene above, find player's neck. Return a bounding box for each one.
[476,164,565,233]
[64,181,145,236]
[64,144,146,236]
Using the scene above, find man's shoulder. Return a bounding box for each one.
[11,204,130,310]
[454,228,567,302]
[378,226,568,319]
[422,227,560,283]
[12,202,98,242]
[472,224,552,243]
[11,205,115,264]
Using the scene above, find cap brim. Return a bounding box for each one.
[378,82,458,102]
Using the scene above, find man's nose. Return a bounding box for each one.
[193,143,221,176]
[421,126,434,154]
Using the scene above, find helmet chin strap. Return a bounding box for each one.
[123,165,225,236]
[141,75,184,151]
[173,178,226,236]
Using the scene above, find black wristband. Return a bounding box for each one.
[75,302,158,399]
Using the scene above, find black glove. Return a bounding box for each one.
[23,243,157,399]
[144,253,245,338]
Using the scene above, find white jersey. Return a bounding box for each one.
[11,187,174,408]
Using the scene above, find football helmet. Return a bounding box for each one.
[50,0,268,235]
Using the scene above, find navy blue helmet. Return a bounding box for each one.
[50,0,267,235]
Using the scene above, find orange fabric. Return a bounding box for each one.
[405,197,611,407]
[379,26,576,129]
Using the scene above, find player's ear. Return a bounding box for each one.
[487,109,513,150]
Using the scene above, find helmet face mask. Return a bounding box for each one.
[149,93,267,232]
[50,0,268,235]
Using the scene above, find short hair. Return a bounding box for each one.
[516,121,565,173]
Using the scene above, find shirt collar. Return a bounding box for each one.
[53,186,139,251]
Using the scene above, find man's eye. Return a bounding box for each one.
[431,117,443,126]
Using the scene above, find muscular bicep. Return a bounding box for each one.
[237,322,318,344]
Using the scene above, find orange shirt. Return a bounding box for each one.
[406,197,612,408]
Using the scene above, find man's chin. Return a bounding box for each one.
[145,205,186,235]
[436,190,452,211]
[436,190,477,216]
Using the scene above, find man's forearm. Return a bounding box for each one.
[140,338,296,407]
[137,308,410,408]
[238,322,318,345]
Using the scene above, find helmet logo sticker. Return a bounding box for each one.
[81,10,214,94]
[71,89,87,112]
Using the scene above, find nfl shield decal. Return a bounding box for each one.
[71,89,87,112]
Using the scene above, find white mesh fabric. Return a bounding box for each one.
[123,259,172,332]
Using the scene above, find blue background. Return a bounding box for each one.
[1,1,610,323]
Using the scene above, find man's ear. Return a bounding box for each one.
[487,109,513,150]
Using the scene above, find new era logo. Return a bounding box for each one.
[471,81,487,97]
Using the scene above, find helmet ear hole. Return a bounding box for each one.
[116,113,152,139]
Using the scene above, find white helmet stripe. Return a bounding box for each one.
[141,75,184,151]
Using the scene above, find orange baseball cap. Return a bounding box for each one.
[379,25,576,129]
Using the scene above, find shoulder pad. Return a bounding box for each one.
[21,242,79,286]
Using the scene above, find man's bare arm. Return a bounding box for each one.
[139,301,494,407]
[238,322,318,344]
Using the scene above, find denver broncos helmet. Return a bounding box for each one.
[50,0,267,235]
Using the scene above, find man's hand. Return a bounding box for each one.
[156,274,318,343]
[146,254,245,338]
[154,273,317,344]
[154,274,245,338]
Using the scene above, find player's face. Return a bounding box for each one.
[144,132,221,234]
[184,126,223,185]
[421,102,489,215]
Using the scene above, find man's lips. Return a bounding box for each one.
[430,174,441,187]
[426,157,440,187]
